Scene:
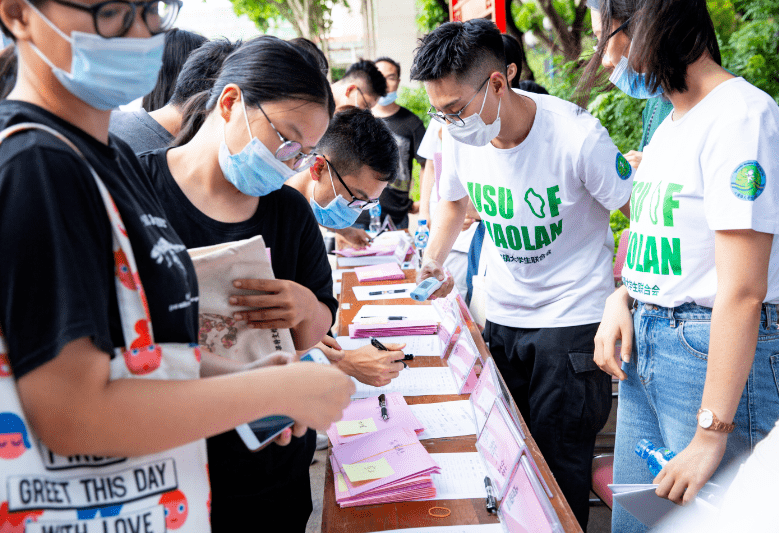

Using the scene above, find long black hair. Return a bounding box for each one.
[142,28,207,112]
[175,35,335,146]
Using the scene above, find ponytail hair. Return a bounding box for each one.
[174,35,335,146]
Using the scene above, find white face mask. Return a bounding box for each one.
[446,85,502,147]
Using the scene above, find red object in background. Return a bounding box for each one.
[451,0,507,33]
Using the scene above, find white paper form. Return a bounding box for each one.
[353,283,417,301]
[351,367,458,398]
[411,400,478,440]
[368,525,503,533]
[425,452,488,500]
[354,304,443,322]
[335,335,443,356]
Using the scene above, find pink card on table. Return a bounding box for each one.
[477,400,524,500]
[471,357,501,434]
[349,319,438,338]
[446,327,479,394]
[331,426,440,502]
[334,243,397,257]
[432,294,463,361]
[326,392,424,446]
[498,453,563,533]
[354,262,405,282]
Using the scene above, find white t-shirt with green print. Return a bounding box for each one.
[440,90,633,328]
[622,77,779,308]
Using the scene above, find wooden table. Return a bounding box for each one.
[322,271,582,533]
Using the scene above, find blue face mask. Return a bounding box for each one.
[609,55,664,99]
[218,98,296,197]
[377,91,398,106]
[309,161,362,229]
[25,1,165,111]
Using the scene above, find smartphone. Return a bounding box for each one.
[411,277,443,301]
[236,347,331,452]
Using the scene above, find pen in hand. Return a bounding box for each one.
[370,337,410,368]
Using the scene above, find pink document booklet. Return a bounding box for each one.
[331,426,440,507]
[326,392,424,446]
[354,262,406,282]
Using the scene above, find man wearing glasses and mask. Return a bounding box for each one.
[411,19,632,530]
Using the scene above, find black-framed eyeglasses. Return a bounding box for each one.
[427,76,490,127]
[49,0,182,38]
[594,17,632,52]
[323,156,380,210]
[353,87,372,110]
[256,104,318,171]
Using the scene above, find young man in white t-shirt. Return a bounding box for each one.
[410,19,633,529]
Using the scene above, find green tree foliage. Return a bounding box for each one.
[228,0,346,42]
[416,0,448,33]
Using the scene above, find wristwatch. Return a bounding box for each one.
[697,409,735,433]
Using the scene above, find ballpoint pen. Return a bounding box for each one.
[361,316,406,320]
[370,337,411,368]
[484,476,497,514]
[378,394,388,420]
[368,289,409,296]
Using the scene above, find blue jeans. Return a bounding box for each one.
[613,302,779,533]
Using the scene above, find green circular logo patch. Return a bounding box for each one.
[730,161,766,201]
[616,153,632,180]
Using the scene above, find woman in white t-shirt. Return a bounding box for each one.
[588,1,779,532]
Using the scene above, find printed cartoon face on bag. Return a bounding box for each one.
[123,319,162,375]
[160,489,188,529]
[0,414,30,460]
[0,501,43,533]
[0,353,10,377]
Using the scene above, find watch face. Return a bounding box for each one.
[700,410,714,428]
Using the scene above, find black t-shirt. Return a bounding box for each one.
[137,148,338,323]
[0,101,199,379]
[356,106,426,226]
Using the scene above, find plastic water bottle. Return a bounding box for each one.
[635,439,677,476]
[369,204,382,234]
[414,219,430,266]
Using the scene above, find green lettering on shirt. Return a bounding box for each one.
[483,185,497,216]
[484,219,494,241]
[663,183,683,227]
[649,182,662,225]
[467,181,482,213]
[626,231,637,269]
[506,225,522,250]
[535,225,551,248]
[661,237,682,275]
[550,219,563,242]
[643,236,659,274]
[524,188,546,219]
[521,226,537,251]
[498,187,514,220]
[492,222,508,248]
[634,233,645,272]
[547,185,562,217]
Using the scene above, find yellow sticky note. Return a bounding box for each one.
[342,457,395,483]
[336,418,378,437]
[336,472,347,493]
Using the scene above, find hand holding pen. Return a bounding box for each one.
[371,337,413,368]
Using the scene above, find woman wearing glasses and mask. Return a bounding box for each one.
[0,3,352,531]
[134,36,344,532]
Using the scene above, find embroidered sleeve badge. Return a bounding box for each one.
[731,161,766,201]
[616,153,632,180]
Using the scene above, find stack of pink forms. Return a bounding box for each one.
[326,393,424,446]
[330,426,440,507]
[354,262,406,282]
[349,320,439,338]
[334,244,397,257]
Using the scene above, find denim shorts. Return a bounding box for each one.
[612,301,779,533]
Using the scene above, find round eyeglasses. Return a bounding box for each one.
[324,157,380,210]
[256,104,318,171]
[49,0,182,38]
[427,77,490,127]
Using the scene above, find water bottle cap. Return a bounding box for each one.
[634,439,653,459]
[419,219,427,225]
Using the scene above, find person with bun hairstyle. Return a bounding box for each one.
[0,2,352,532]
[134,35,344,531]
[585,1,779,531]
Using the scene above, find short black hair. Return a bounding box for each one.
[0,44,16,100]
[518,80,549,94]
[316,107,398,183]
[142,29,207,112]
[169,38,241,108]
[501,34,525,89]
[289,37,329,76]
[410,19,505,88]
[375,56,401,79]
[342,60,387,98]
